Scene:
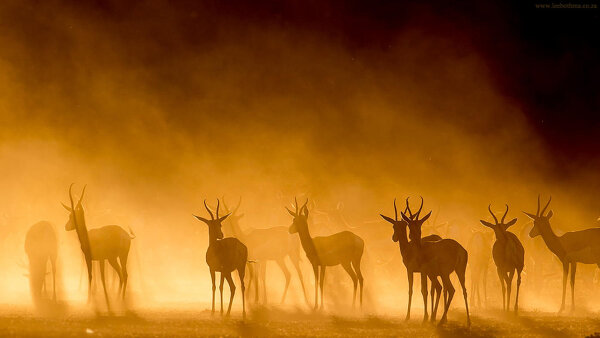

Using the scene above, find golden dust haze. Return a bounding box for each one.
[0,0,599,315]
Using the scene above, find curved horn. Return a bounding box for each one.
[536,194,541,216]
[204,200,214,220]
[78,185,87,206]
[488,204,499,224]
[501,204,509,223]
[415,196,424,219]
[393,198,398,221]
[232,196,242,215]
[221,196,229,213]
[541,195,552,216]
[405,198,413,218]
[295,197,299,214]
[300,198,309,213]
[69,183,75,212]
[216,199,220,219]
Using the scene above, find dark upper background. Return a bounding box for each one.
[68,0,600,156]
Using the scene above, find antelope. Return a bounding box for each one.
[524,195,600,312]
[219,198,308,305]
[287,198,364,310]
[62,184,135,307]
[403,197,470,326]
[380,198,442,321]
[480,204,524,313]
[467,229,493,308]
[194,199,247,318]
[24,221,58,304]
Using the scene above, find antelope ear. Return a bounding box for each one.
[218,213,231,222]
[61,203,72,212]
[420,211,432,224]
[400,212,411,223]
[522,212,536,220]
[285,207,296,217]
[193,215,209,223]
[504,218,518,228]
[302,205,309,218]
[547,210,553,219]
[480,220,494,228]
[380,214,396,224]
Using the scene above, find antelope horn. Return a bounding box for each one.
[301,198,309,213]
[69,183,75,213]
[541,196,552,216]
[393,198,398,221]
[295,197,299,214]
[78,185,86,206]
[221,196,229,213]
[204,200,214,220]
[232,196,242,215]
[488,204,499,224]
[415,196,424,219]
[501,204,509,223]
[216,199,220,219]
[406,198,414,218]
[536,194,541,216]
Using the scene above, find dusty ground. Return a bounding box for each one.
[1,303,600,337]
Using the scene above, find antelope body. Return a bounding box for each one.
[62,184,134,307]
[467,230,493,308]
[24,221,58,304]
[381,198,442,321]
[480,204,524,313]
[525,195,600,312]
[403,197,470,327]
[288,198,364,310]
[219,198,307,305]
[194,199,247,318]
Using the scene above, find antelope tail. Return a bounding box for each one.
[247,260,257,264]
[128,226,136,239]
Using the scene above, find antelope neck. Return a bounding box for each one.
[297,225,320,263]
[537,220,566,258]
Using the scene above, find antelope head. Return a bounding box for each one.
[523,195,553,238]
[380,198,411,242]
[479,204,518,239]
[222,196,244,223]
[193,199,230,241]
[400,196,432,245]
[287,197,309,234]
[62,183,86,231]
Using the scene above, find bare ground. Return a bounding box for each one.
[1,303,600,337]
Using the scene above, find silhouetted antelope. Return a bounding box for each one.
[524,195,600,312]
[403,197,470,327]
[480,204,524,313]
[194,199,247,318]
[24,221,57,305]
[467,229,493,308]
[62,184,135,307]
[219,197,308,305]
[380,198,442,321]
[287,198,364,310]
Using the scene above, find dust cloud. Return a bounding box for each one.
[0,1,599,316]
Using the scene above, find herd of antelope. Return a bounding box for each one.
[18,184,600,327]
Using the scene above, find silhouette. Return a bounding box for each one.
[402,197,470,327]
[524,195,600,312]
[380,198,442,321]
[480,204,524,313]
[24,221,58,305]
[287,198,364,310]
[62,184,135,308]
[219,197,308,305]
[194,199,247,318]
[467,229,493,308]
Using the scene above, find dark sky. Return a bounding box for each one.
[77,0,599,156]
